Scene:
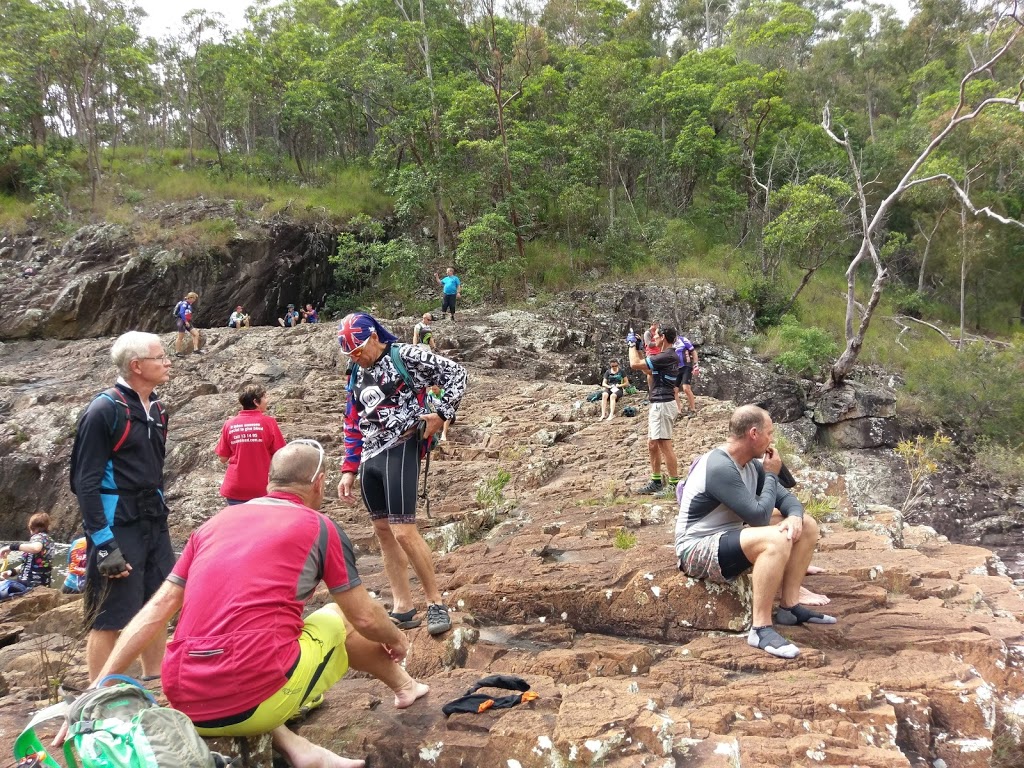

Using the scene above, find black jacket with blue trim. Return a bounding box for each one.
[72,380,169,546]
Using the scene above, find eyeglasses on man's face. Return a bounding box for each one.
[289,439,325,483]
[138,355,172,363]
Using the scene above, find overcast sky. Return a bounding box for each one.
[135,0,914,41]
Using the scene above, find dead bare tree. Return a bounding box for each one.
[821,5,1024,389]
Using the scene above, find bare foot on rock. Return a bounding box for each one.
[273,726,365,768]
[806,565,826,576]
[395,679,430,709]
[799,585,830,606]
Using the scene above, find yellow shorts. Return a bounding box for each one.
[195,605,349,737]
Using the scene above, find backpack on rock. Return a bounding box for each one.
[14,675,235,768]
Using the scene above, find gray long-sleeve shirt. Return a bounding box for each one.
[674,447,803,557]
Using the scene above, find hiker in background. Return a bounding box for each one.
[337,312,467,635]
[279,304,301,328]
[173,291,202,357]
[628,325,680,495]
[428,384,450,441]
[0,512,54,588]
[215,383,287,504]
[71,330,176,680]
[599,358,629,421]
[301,303,319,324]
[674,404,835,660]
[91,442,429,768]
[228,305,250,329]
[62,536,88,594]
[435,267,462,321]
[413,312,437,350]
[673,334,699,417]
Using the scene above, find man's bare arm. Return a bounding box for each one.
[94,581,183,683]
[332,583,408,650]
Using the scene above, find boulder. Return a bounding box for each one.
[814,381,898,448]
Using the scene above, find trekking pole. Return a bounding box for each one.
[417,420,433,519]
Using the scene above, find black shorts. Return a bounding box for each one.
[718,529,753,581]
[85,520,176,631]
[677,366,693,387]
[442,294,457,315]
[359,436,421,525]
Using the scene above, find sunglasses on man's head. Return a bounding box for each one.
[289,439,325,483]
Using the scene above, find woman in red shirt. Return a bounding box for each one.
[216,385,287,504]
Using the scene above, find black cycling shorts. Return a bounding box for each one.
[718,529,753,581]
[359,436,421,525]
[677,366,693,387]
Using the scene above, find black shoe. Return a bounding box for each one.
[192,349,204,355]
[637,479,664,495]
[174,352,186,358]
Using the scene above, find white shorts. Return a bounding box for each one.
[648,401,678,440]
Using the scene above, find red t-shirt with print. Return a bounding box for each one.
[215,410,286,501]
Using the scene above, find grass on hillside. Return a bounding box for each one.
[6,148,393,234]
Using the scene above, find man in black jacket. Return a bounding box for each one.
[71,331,176,679]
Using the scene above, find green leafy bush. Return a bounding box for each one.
[904,341,1024,445]
[890,286,930,319]
[740,278,791,329]
[973,437,1024,486]
[770,316,839,377]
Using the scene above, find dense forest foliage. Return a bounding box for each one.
[1,0,1023,440]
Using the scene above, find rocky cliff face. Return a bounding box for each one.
[0,206,336,340]
[1,299,1023,767]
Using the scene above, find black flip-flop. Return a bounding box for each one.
[389,608,422,629]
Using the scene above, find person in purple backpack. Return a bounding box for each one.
[673,335,699,417]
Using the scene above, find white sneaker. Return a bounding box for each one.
[606,414,614,421]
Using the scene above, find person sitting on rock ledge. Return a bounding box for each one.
[228,305,250,329]
[0,512,54,588]
[89,441,428,768]
[674,404,836,659]
[599,358,629,421]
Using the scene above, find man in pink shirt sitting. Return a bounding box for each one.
[91,441,428,768]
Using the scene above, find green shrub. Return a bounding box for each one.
[973,437,1024,486]
[740,278,791,329]
[769,316,839,377]
[613,528,638,550]
[904,341,1024,444]
[890,286,930,319]
[476,469,511,508]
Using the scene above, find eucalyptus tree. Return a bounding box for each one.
[42,0,151,202]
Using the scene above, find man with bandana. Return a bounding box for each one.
[337,312,467,636]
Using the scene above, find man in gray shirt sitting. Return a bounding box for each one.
[674,404,835,658]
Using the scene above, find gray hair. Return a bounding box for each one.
[111,331,163,377]
[268,443,322,488]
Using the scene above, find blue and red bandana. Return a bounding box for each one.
[337,312,398,353]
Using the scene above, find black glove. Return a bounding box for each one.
[5,542,21,551]
[96,540,129,577]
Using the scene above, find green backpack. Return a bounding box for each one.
[14,675,227,768]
